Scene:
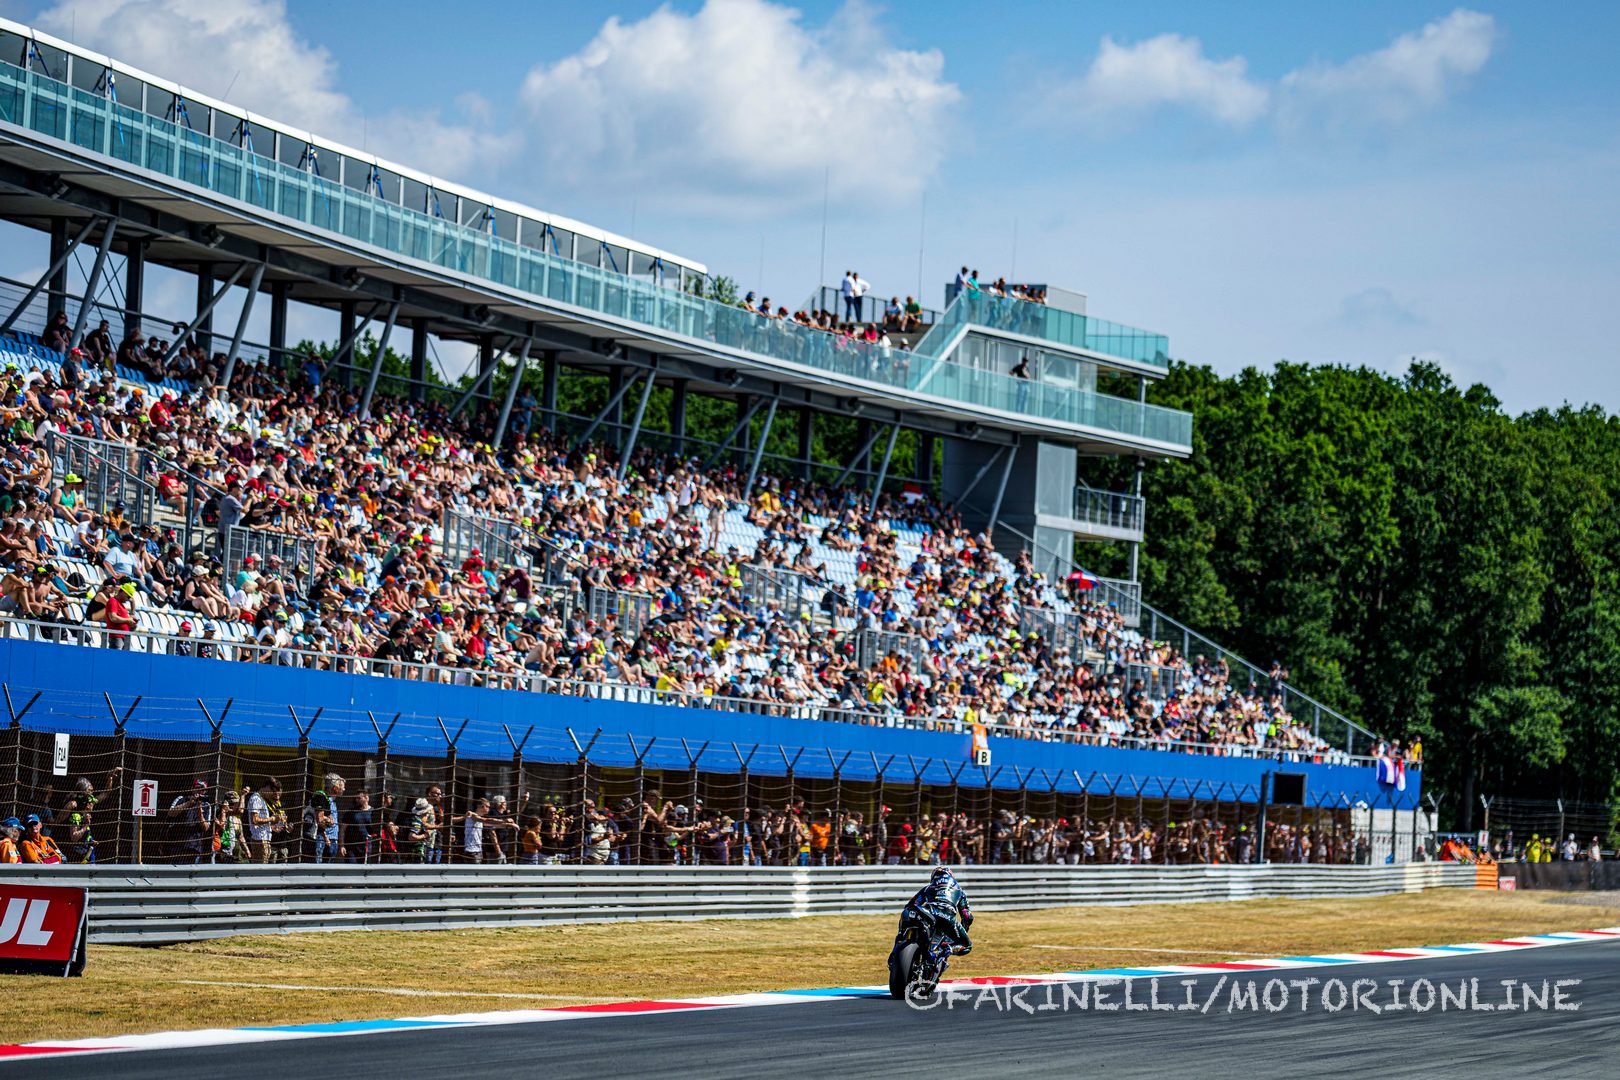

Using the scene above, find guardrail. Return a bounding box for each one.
[0,863,1476,944]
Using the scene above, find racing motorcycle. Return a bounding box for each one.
[888,923,949,999]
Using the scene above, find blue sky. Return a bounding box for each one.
[4,0,1617,410]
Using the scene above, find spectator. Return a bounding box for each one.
[245,777,283,863]
[308,773,345,863]
[19,815,64,863]
[0,817,20,863]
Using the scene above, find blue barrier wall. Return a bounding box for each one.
[0,639,1416,805]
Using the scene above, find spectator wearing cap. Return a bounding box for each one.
[166,779,215,863]
[103,580,137,649]
[50,473,89,525]
[173,618,196,657]
[19,815,64,864]
[0,817,20,863]
[245,777,285,863]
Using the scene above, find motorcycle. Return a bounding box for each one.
[888,922,950,1000]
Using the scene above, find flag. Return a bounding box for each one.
[1071,568,1100,591]
[1394,758,1406,792]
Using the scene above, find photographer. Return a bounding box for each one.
[166,779,215,863]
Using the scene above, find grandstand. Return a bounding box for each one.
[0,18,1419,868]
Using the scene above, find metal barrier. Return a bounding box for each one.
[854,629,928,672]
[42,430,155,527]
[1126,663,1182,702]
[739,562,819,621]
[221,525,318,593]
[1074,483,1145,534]
[586,586,658,639]
[442,507,526,569]
[1018,605,1095,660]
[0,863,1476,944]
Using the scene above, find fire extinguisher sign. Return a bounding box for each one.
[132,778,159,817]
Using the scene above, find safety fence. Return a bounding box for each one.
[0,863,1478,945]
[2,684,1421,872]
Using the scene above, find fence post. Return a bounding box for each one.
[945,762,965,861]
[568,726,604,863]
[873,753,894,864]
[909,757,932,842]
[197,697,231,863]
[505,723,534,865]
[366,711,399,864]
[3,684,41,823]
[288,705,322,863]
[626,734,655,865]
[102,692,141,863]
[732,742,759,865]
[780,746,804,813]
[435,716,467,864]
[827,749,852,865]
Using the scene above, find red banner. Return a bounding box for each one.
[0,883,88,976]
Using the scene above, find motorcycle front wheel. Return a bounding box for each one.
[889,941,920,999]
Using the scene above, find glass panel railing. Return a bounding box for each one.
[0,60,1190,449]
[915,289,1169,369]
[1074,484,1146,533]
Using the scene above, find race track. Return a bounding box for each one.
[13,940,1618,1078]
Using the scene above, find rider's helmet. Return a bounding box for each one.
[931,864,955,886]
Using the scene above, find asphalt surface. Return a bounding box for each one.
[24,940,1620,1079]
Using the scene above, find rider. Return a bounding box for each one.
[897,865,974,973]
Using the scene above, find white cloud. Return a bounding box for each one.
[1278,9,1497,130]
[1048,10,1495,136]
[31,0,511,180]
[517,0,961,211]
[1056,33,1269,128]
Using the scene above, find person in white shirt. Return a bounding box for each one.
[462,797,490,863]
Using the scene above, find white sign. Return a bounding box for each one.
[973,748,992,767]
[132,778,160,817]
[51,734,70,777]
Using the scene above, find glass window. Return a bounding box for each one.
[517,216,544,250]
[601,244,628,273]
[339,153,366,191]
[30,42,67,80]
[459,197,490,231]
[549,226,575,260]
[401,176,429,214]
[146,87,176,121]
[370,165,401,202]
[277,132,305,170]
[491,208,518,241]
[69,57,103,94]
[0,37,25,69]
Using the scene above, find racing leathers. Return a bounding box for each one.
[897,868,974,971]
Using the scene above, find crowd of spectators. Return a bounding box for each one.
[11,768,1369,867]
[0,310,1402,767]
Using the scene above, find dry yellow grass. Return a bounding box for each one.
[5,890,1617,1044]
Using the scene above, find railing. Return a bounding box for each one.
[853,628,929,673]
[739,562,821,622]
[41,429,155,527]
[1125,662,1182,702]
[220,525,318,594]
[0,60,1191,449]
[1089,575,1143,626]
[0,614,1378,763]
[917,288,1170,369]
[586,586,658,639]
[2,864,1469,945]
[441,506,526,569]
[1017,605,1096,660]
[1074,483,1145,534]
[806,286,941,328]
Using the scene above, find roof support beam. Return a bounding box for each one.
[69,218,117,349]
[0,215,99,336]
[617,358,660,480]
[358,298,401,419]
[158,261,248,367]
[220,260,266,389]
[493,335,533,449]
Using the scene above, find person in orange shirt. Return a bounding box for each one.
[807,810,834,866]
[19,816,64,864]
[0,817,21,863]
